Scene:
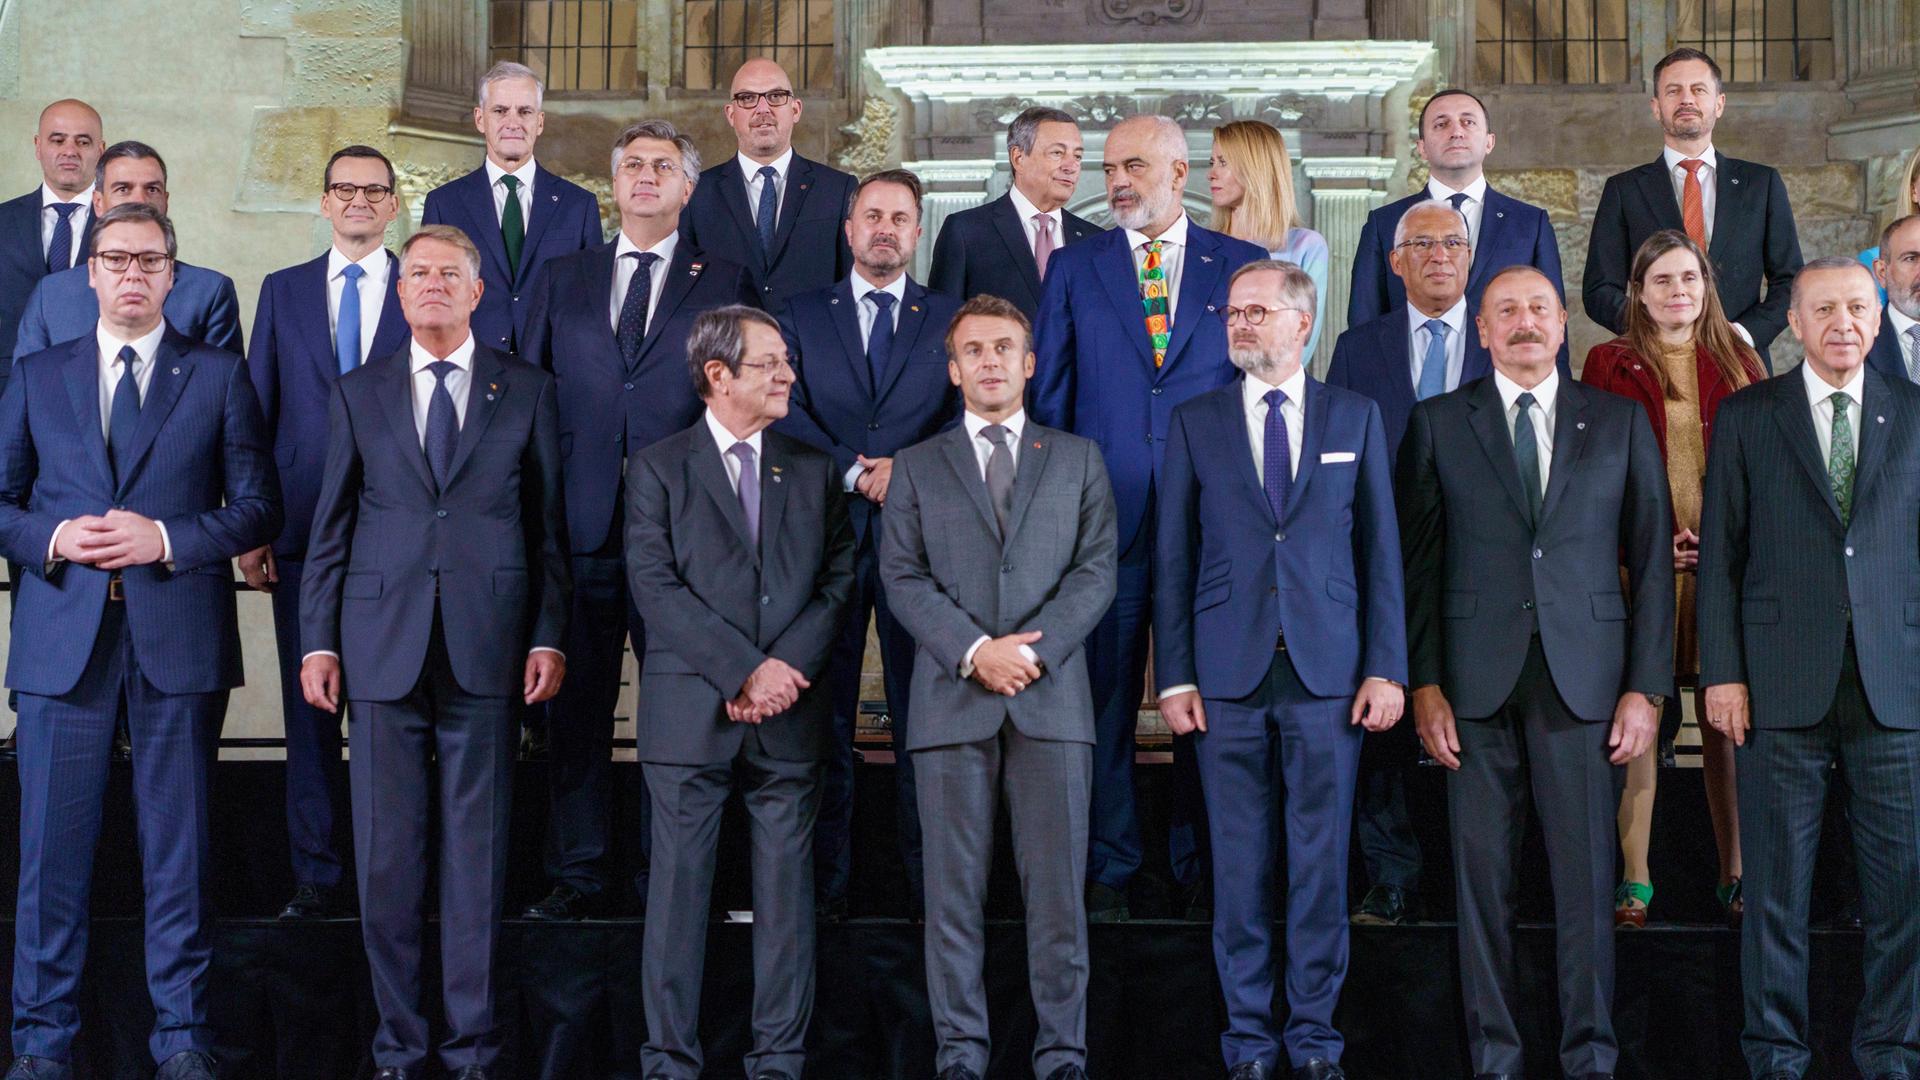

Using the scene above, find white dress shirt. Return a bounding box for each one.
[740,148,795,227]
[1493,367,1559,492]
[47,321,173,567]
[610,230,678,334]
[1889,305,1920,381]
[327,246,390,367]
[1008,183,1062,253]
[1243,366,1307,487]
[957,408,1038,676]
[1123,213,1191,325]
[704,408,765,494]
[40,182,93,266]
[1407,297,1470,394]
[1662,144,1719,243]
[409,335,475,444]
[484,157,537,227]
[1802,360,1865,467]
[1425,175,1488,248]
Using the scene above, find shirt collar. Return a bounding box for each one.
[615,229,679,266]
[739,149,794,183]
[1887,304,1919,341]
[1662,144,1718,174]
[1124,213,1190,253]
[328,246,390,284]
[850,269,908,306]
[41,182,93,209]
[1801,358,1865,410]
[409,334,476,375]
[1007,183,1058,227]
[704,406,765,457]
[963,407,1026,444]
[484,157,538,190]
[1426,175,1488,205]
[96,320,166,366]
[1407,296,1470,337]
[1494,366,1560,415]
[1242,365,1308,412]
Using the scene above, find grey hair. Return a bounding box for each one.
[1229,258,1317,320]
[92,202,177,260]
[689,304,783,398]
[1791,254,1879,308]
[401,223,484,278]
[611,120,701,188]
[478,61,544,109]
[1008,106,1077,157]
[1393,198,1471,247]
[1117,113,1188,163]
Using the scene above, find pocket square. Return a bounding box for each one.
[1320,451,1357,464]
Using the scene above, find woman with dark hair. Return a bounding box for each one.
[1582,229,1764,929]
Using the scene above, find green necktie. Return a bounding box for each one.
[500,173,525,280]
[1828,391,1856,523]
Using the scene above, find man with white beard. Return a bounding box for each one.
[1868,213,1920,383]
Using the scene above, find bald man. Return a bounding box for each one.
[0,100,103,391]
[682,58,854,308]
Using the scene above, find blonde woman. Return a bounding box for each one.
[1859,144,1920,301]
[1209,120,1329,359]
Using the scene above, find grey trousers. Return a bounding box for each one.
[640,740,821,1080]
[916,722,1092,1079]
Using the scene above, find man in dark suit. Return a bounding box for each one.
[515,119,756,923]
[880,294,1115,1080]
[1157,262,1406,1080]
[1348,89,1564,352]
[300,225,570,1080]
[11,142,242,367]
[1585,48,1803,363]
[1868,213,1920,384]
[1698,257,1920,1080]
[928,106,1101,320]
[681,58,856,309]
[1031,113,1266,920]
[0,99,102,384]
[625,305,853,1080]
[774,168,962,917]
[419,61,602,353]
[1399,265,1673,1080]
[0,202,281,1080]
[242,145,409,920]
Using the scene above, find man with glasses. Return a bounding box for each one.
[682,58,856,308]
[0,201,282,1080]
[0,100,103,397]
[242,145,411,920]
[516,120,755,926]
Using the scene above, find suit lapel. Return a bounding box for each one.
[1280,377,1330,526]
[715,164,761,266]
[1537,380,1591,526]
[1468,189,1512,295]
[1853,367,1893,508]
[370,251,410,358]
[295,254,337,384]
[756,435,791,565]
[940,426,1002,540]
[1219,384,1273,527]
[691,427,757,557]
[1707,158,1747,265]
[1160,223,1219,375]
[1773,368,1845,523]
[1094,232,1154,368]
[988,194,1044,303]
[1062,209,1101,245]
[377,345,439,495]
[767,156,817,265]
[875,280,933,407]
[114,334,196,495]
[1466,377,1535,524]
[518,165,565,282]
[1635,158,1687,233]
[1379,315,1418,414]
[461,169,516,290]
[1867,309,1908,382]
[638,244,702,362]
[1000,425,1051,547]
[824,279,871,395]
[445,347,506,487]
[61,339,113,491]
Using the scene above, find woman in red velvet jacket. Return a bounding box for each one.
[1582,229,1766,930]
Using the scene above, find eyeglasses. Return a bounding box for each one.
[1219,305,1308,326]
[736,356,793,374]
[93,250,174,273]
[1395,236,1471,254]
[327,182,394,204]
[618,157,683,178]
[730,89,795,109]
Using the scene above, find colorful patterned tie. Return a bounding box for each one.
[1140,240,1170,368]
[1679,159,1708,249]
[1828,391,1856,523]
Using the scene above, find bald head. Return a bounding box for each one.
[1104,115,1189,235]
[35,99,103,197]
[726,59,801,162]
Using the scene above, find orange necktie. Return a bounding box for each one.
[1679,158,1707,249]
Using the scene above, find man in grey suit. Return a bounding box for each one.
[1698,257,1920,1080]
[880,293,1118,1080]
[623,304,854,1080]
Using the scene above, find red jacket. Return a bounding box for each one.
[1580,337,1763,458]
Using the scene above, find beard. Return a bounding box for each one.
[1229,342,1285,377]
[1892,284,1920,323]
[1111,184,1176,232]
[1661,111,1709,142]
[857,240,906,276]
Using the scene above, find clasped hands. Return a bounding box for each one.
[971,631,1044,697]
[727,657,811,723]
[53,509,166,569]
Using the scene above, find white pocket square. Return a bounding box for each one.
[1319,451,1357,464]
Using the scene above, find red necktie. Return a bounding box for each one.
[1679,159,1707,249]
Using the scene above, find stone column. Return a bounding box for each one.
[1303,157,1395,374]
[903,159,999,281]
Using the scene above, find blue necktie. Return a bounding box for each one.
[425,360,459,490]
[1417,319,1450,400]
[335,263,365,375]
[108,345,142,486]
[47,203,80,273]
[1263,387,1291,522]
[865,290,896,394]
[617,251,659,370]
[754,165,779,258]
[1512,391,1543,525]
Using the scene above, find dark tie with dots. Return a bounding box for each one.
[755,165,779,258]
[617,251,659,371]
[47,203,80,273]
[425,360,459,490]
[1263,388,1291,521]
[108,345,142,486]
[865,290,896,393]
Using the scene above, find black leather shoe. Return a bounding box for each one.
[278,883,341,920]
[1295,1060,1345,1080]
[111,725,132,763]
[1756,1073,1799,1080]
[1473,1074,1522,1080]
[750,1072,796,1080]
[448,1068,490,1080]
[370,1070,413,1080]
[1180,877,1213,922]
[936,1066,983,1080]
[1227,1063,1268,1080]
[1870,1073,1913,1080]
[4,1056,68,1080]
[1351,884,1411,926]
[1044,1065,1089,1080]
[521,884,592,921]
[154,1051,217,1080]
[1575,1074,1616,1080]
[1086,881,1129,923]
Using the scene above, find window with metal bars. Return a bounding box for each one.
[490,1,640,94]
[682,0,836,91]
[1474,0,1631,84]
[1674,0,1833,82]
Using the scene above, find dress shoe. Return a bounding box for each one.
[1044,1065,1090,1080]
[278,883,342,920]
[1180,877,1213,922]
[448,1068,490,1080]
[111,725,132,762]
[1295,1059,1345,1080]
[371,1070,414,1080]
[518,723,549,760]
[521,883,595,921]
[1870,1073,1913,1080]
[1086,881,1130,923]
[936,1066,983,1080]
[1755,1073,1798,1080]
[751,1072,796,1080]
[4,1056,67,1080]
[1351,884,1411,926]
[154,1051,217,1080]
[1473,1074,1522,1080]
[1226,1062,1268,1080]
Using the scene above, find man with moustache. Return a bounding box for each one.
[1868,213,1920,384]
[1032,113,1266,921]
[1398,266,1672,1080]
[775,168,962,916]
[682,58,856,308]
[929,106,1102,319]
[1157,261,1405,1080]
[626,305,853,1080]
[243,144,410,919]
[880,294,1116,1080]
[1586,48,1803,364]
[1698,256,1920,1080]
[0,99,103,389]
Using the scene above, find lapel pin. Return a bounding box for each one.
[690,263,703,274]
[1199,255,1213,264]
[1032,441,1043,450]
[1878,415,1886,423]
[486,393,496,401]
[910,304,920,312]
[1207,304,1217,312]
[1577,421,1586,430]
[1730,177,1740,185]
[799,183,809,191]
[489,382,498,392]
[550,194,560,201]
[1496,211,1505,218]
[170,367,180,375]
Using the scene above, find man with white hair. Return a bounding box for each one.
[1031,113,1266,922]
[420,60,602,354]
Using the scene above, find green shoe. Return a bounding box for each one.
[1614,880,1653,929]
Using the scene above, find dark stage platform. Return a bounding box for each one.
[0,759,1873,1079]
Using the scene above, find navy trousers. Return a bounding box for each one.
[267,556,347,889]
[12,601,222,1065]
[1197,644,1360,1071]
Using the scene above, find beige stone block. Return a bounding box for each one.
[241,0,403,38]
[236,106,397,212]
[284,37,407,107]
[1797,216,1875,262]
[1486,168,1579,221]
[1780,163,1864,220]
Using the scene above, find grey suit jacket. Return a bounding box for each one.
[879,419,1118,751]
[624,419,855,765]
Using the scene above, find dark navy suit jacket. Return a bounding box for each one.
[246,250,409,559]
[927,192,1101,320]
[419,163,602,353]
[682,153,856,309]
[1030,219,1268,551]
[1154,377,1408,702]
[300,343,570,701]
[11,263,243,370]
[0,329,282,696]
[773,275,963,544]
[1349,187,1564,327]
[0,189,92,386]
[519,237,757,554]
[1865,308,1910,385]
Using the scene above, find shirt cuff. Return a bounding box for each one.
[1157,684,1198,702]
[47,518,71,570]
[530,647,565,660]
[301,650,340,663]
[1018,643,1039,666]
[844,462,867,493]
[154,519,172,569]
[959,634,991,678]
[1364,675,1400,686]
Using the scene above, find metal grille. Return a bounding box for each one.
[683,0,836,91]
[1675,0,1834,82]
[490,1,640,93]
[1474,0,1631,84]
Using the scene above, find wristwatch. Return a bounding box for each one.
[1644,693,1667,709]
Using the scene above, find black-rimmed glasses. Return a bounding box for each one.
[730,89,795,109]
[327,182,394,204]
[93,250,174,273]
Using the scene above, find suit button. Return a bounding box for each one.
[1002,563,1013,573]
[1533,548,1543,559]
[1841,604,1851,616]
[867,422,879,431]
[512,295,520,303]
[1151,387,1164,396]
[436,509,448,518]
[614,434,624,443]
[1522,600,1535,610]
[760,595,771,606]
[1274,532,1285,542]
[1845,546,1854,557]
[1145,433,1154,444]
[624,382,635,391]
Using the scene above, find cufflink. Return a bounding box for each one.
[1577,422,1587,430]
